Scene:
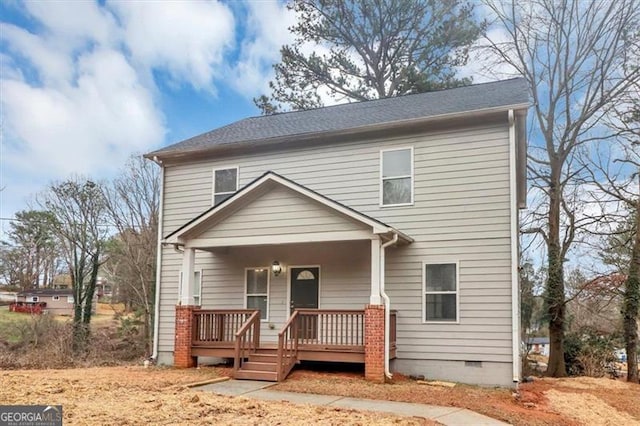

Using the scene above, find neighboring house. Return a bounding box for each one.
[15,289,97,316]
[145,78,528,387]
[526,337,550,357]
[0,291,18,304]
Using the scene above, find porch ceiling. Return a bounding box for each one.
[163,172,412,249]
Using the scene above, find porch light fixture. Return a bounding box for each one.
[272,261,282,277]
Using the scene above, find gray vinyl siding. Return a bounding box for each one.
[157,122,514,364]
[197,185,368,239]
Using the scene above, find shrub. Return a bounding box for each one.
[564,327,618,377]
[0,312,147,369]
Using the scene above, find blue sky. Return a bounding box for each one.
[0,0,297,237]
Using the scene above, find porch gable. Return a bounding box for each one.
[164,172,412,248]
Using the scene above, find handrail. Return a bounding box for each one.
[276,310,300,381]
[233,310,261,374]
[196,309,256,315]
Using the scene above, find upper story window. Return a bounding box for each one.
[213,167,239,205]
[381,147,413,206]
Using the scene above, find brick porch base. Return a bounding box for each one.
[174,305,198,368]
[364,304,385,383]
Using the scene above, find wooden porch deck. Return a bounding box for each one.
[190,309,396,381]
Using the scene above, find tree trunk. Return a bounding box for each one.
[546,167,568,377]
[624,203,640,383]
[82,254,100,328]
[144,306,152,357]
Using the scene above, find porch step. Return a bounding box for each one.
[234,369,278,381]
[242,361,277,372]
[249,353,277,363]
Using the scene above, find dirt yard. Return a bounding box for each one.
[0,367,435,425]
[1,366,639,425]
[269,368,640,426]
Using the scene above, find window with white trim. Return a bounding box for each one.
[29,296,39,302]
[179,270,202,305]
[424,263,458,322]
[381,147,413,206]
[213,167,239,205]
[246,268,269,320]
[67,296,74,304]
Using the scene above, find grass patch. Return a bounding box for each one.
[0,306,31,343]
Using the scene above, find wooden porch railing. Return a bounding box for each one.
[276,310,300,381]
[192,309,255,347]
[233,310,261,373]
[296,309,365,349]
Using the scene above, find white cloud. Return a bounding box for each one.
[0,23,75,85]
[2,48,164,176]
[23,0,118,48]
[228,2,296,96]
[108,0,235,91]
[0,0,242,182]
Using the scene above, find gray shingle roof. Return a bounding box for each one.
[17,289,73,297]
[148,78,528,157]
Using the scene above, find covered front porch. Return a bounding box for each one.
[166,172,411,382]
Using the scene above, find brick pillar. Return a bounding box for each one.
[364,304,385,383]
[174,305,197,368]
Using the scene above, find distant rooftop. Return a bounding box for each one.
[147,78,528,158]
[17,289,73,297]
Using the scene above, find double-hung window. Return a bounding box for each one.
[213,167,239,205]
[179,270,202,305]
[423,262,458,322]
[381,147,413,206]
[246,268,269,320]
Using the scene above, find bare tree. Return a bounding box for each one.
[39,178,108,351]
[483,0,640,376]
[103,156,160,356]
[587,95,640,382]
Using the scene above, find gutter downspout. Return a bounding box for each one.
[508,110,521,384]
[152,156,164,361]
[380,232,399,380]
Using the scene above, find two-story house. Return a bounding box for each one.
[145,78,528,387]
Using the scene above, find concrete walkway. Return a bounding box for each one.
[197,379,509,426]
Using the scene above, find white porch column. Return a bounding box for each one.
[180,247,196,305]
[370,236,382,305]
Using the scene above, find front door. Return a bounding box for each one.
[290,267,319,341]
[290,267,319,311]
